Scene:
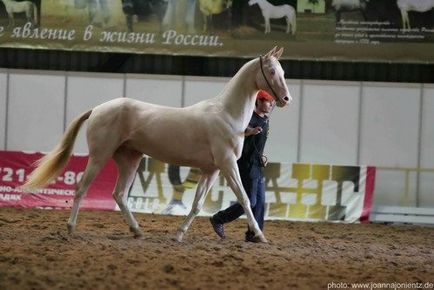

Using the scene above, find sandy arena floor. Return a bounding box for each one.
[0,207,433,290]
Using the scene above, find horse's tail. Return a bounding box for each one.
[23,110,92,190]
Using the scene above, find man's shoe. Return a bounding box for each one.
[209,217,225,239]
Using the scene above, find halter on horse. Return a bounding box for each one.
[23,47,292,243]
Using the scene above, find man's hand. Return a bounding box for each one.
[245,126,262,136]
[261,155,268,167]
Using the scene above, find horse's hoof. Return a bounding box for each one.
[134,232,144,239]
[251,233,268,243]
[246,235,268,243]
[67,224,75,235]
[130,227,144,239]
[176,230,184,242]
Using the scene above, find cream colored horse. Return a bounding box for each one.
[23,47,291,243]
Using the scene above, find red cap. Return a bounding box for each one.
[256,90,274,102]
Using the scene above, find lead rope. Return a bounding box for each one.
[259,56,279,103]
[254,56,276,165]
[259,55,277,117]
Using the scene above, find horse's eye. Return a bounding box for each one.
[270,69,275,76]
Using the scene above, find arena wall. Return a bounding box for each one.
[1,69,433,209]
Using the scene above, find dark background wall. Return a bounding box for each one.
[0,48,433,83]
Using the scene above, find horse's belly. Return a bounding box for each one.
[14,4,31,12]
[127,135,215,170]
[270,6,293,18]
[409,3,434,12]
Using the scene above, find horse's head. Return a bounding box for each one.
[248,0,259,6]
[255,47,292,108]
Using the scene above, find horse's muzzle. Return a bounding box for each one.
[277,95,291,107]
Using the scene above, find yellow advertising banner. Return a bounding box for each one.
[0,0,434,62]
[126,158,376,223]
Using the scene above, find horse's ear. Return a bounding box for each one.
[265,46,277,59]
[274,47,284,59]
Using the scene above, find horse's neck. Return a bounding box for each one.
[258,0,272,10]
[2,0,12,7]
[218,58,258,131]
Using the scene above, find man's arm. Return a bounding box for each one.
[244,126,263,136]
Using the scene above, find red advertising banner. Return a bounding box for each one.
[0,151,117,210]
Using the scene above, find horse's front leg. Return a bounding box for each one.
[400,11,406,30]
[220,157,267,243]
[264,17,270,33]
[176,170,219,242]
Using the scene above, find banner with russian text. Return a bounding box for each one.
[0,151,375,223]
[0,151,117,210]
[0,0,433,62]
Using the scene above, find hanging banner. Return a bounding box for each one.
[0,150,375,223]
[126,159,375,223]
[0,0,433,62]
[0,151,117,210]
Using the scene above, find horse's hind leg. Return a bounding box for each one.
[176,170,219,242]
[112,148,143,238]
[67,157,106,234]
[7,14,14,27]
[126,14,133,32]
[404,13,410,30]
[286,17,290,33]
[26,5,34,26]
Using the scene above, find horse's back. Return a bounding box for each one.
[283,4,295,15]
[89,97,194,134]
[403,0,434,11]
[91,96,218,121]
[87,97,221,169]
[396,0,432,10]
[269,4,294,18]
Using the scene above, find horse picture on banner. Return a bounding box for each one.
[0,0,38,27]
[397,0,434,30]
[248,0,296,34]
[23,47,292,243]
